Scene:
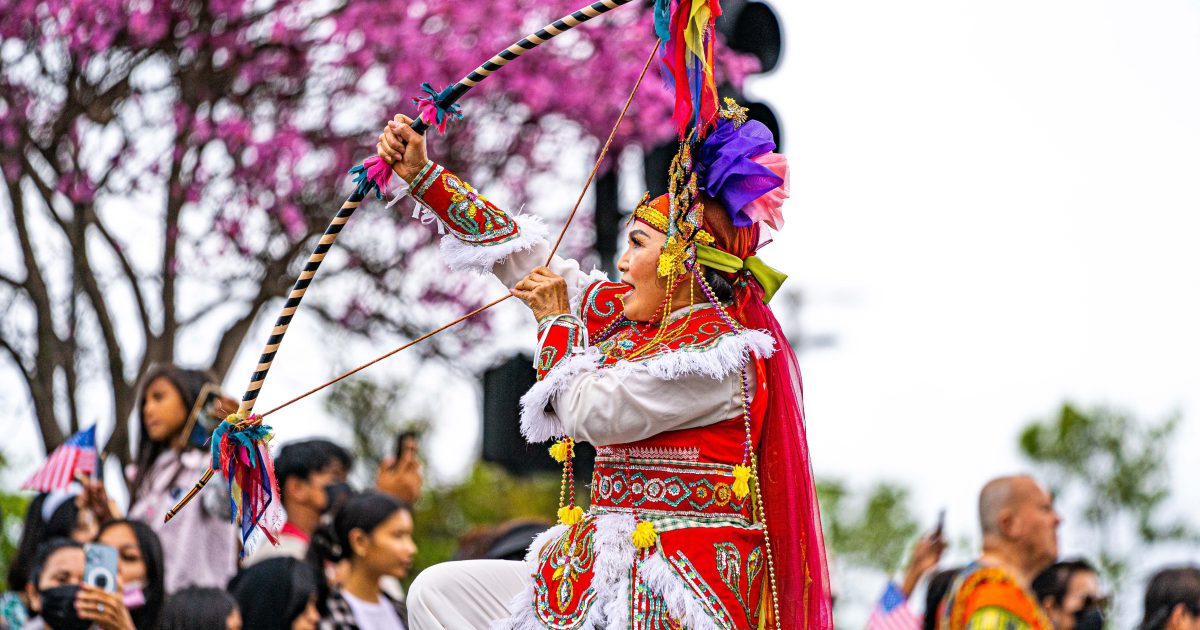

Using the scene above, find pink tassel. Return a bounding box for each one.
[362,155,394,196]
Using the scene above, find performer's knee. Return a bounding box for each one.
[409,561,460,606]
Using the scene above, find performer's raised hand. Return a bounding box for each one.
[511,266,571,321]
[377,114,429,183]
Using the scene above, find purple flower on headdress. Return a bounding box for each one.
[696,119,784,227]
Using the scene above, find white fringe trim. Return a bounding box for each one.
[518,328,774,444]
[619,328,776,381]
[518,349,600,443]
[438,213,549,275]
[513,326,768,444]
[638,550,726,630]
[493,514,637,630]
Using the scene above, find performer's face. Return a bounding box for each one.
[617,222,669,321]
[141,376,189,444]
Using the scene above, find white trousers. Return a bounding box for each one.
[407,559,529,630]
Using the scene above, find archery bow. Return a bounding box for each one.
[164,0,645,527]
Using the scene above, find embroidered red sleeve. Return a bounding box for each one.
[410,161,523,247]
[536,316,586,381]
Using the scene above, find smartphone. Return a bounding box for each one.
[84,543,119,593]
[185,382,228,448]
[933,509,946,539]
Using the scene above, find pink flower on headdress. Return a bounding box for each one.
[743,152,789,231]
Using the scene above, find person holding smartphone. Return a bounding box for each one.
[866,525,947,630]
[374,432,422,506]
[22,539,134,630]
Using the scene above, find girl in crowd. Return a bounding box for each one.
[158,588,240,630]
[227,558,320,630]
[21,538,134,630]
[312,492,415,630]
[125,365,238,593]
[96,520,165,630]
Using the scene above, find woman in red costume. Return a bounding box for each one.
[376,98,831,630]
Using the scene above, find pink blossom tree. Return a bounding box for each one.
[0,0,755,462]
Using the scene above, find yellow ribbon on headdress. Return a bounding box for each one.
[696,245,787,304]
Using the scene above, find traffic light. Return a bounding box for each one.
[718,0,783,146]
[644,0,784,196]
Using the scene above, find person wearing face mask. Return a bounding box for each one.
[246,440,353,567]
[125,365,238,593]
[95,521,164,630]
[21,539,134,630]
[5,491,106,628]
[228,558,321,630]
[311,492,415,630]
[1139,566,1200,630]
[1031,559,1104,630]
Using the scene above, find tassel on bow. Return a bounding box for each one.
[210,412,281,555]
[413,82,464,134]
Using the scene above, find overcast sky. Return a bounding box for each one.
[5,0,1199,625]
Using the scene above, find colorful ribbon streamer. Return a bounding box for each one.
[210,414,280,555]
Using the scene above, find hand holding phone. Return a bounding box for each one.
[84,543,119,593]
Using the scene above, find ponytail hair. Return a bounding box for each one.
[307,491,410,618]
[309,491,410,564]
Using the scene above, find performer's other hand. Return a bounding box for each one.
[377,114,429,184]
[512,266,571,321]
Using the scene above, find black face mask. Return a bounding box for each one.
[324,482,354,515]
[39,585,92,630]
[1074,606,1104,630]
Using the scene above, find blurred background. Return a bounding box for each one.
[2,0,1198,627]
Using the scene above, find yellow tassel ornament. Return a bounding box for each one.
[548,439,572,463]
[557,505,584,526]
[732,464,751,500]
[631,520,658,549]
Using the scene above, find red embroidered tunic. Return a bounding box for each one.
[412,162,775,630]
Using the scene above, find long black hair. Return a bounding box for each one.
[158,587,238,630]
[7,493,83,592]
[308,491,411,616]
[924,567,963,630]
[1140,566,1200,630]
[98,519,165,630]
[228,558,318,630]
[310,491,411,565]
[129,365,220,501]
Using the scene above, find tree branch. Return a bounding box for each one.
[7,171,65,450]
[90,213,153,342]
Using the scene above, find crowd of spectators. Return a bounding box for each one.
[2,364,1194,630]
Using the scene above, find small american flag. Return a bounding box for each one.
[866,581,922,630]
[22,425,98,492]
